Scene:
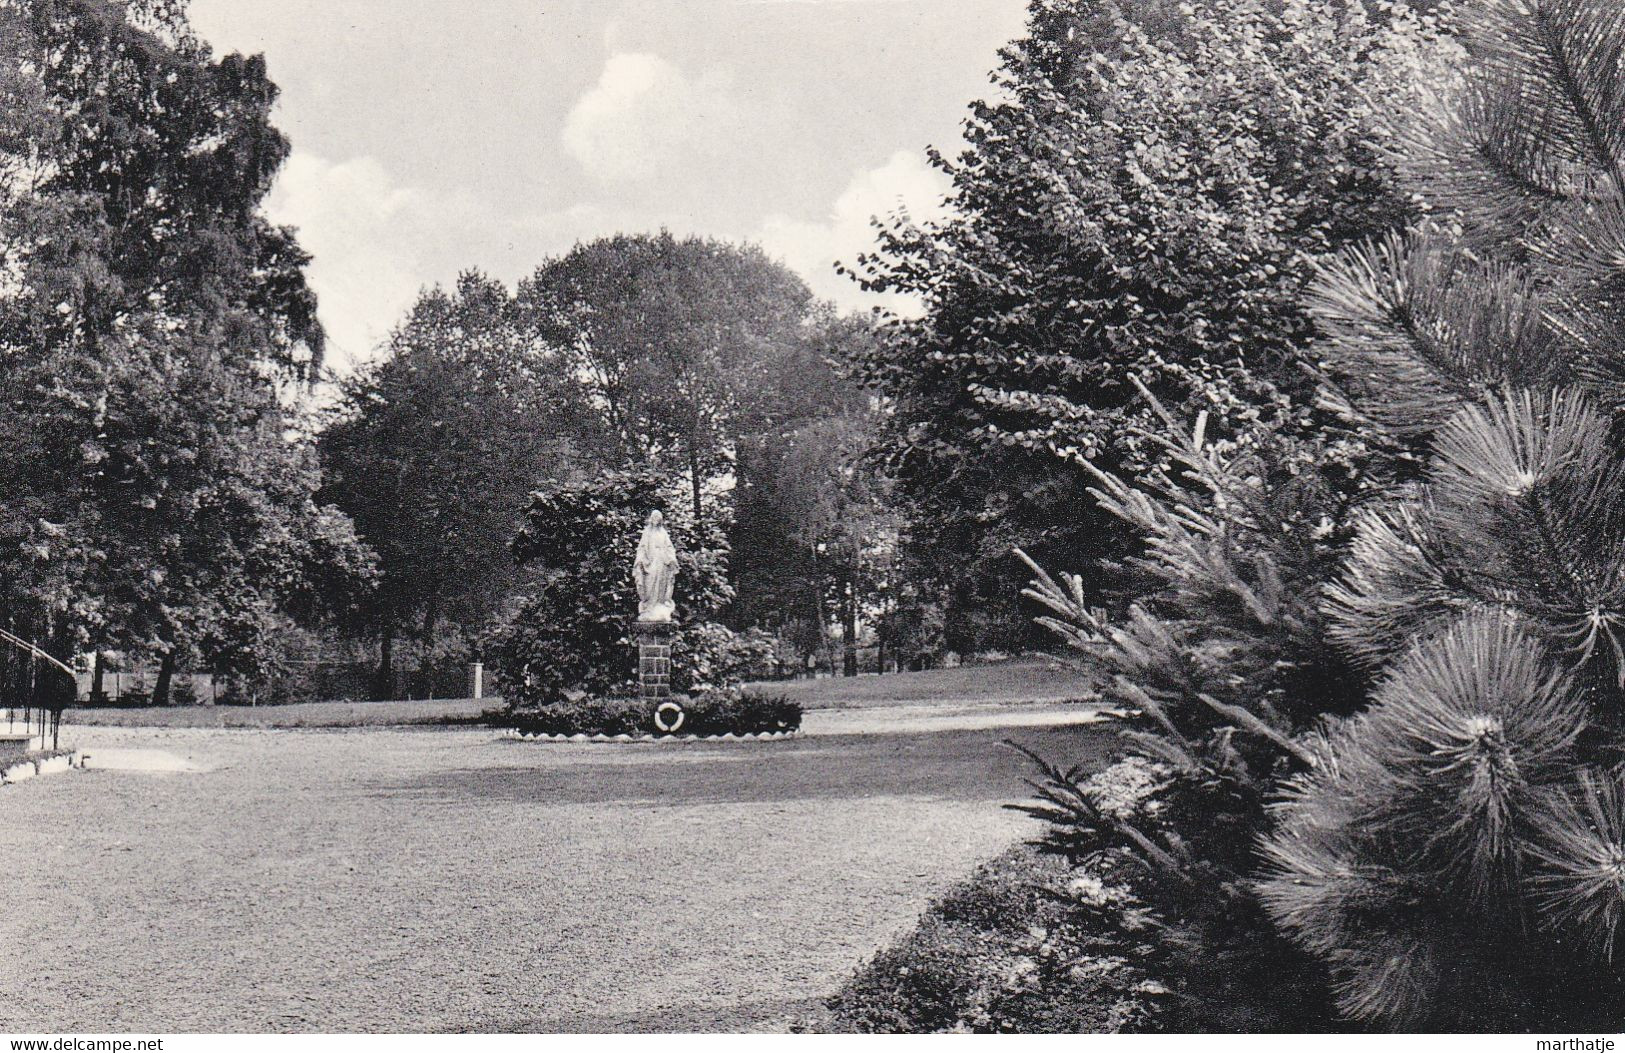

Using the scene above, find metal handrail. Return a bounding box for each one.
[0,627,75,676]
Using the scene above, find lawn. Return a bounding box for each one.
[0,715,1115,1032]
[63,698,496,729]
[59,658,1094,728]
[752,657,1094,710]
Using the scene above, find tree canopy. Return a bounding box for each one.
[319,271,602,693]
[321,237,876,686]
[0,0,368,699]
[846,0,1441,650]
[514,232,823,522]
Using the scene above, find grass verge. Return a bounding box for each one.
[749,657,1096,711]
[63,698,497,729]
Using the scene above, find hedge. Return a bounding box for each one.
[501,690,800,738]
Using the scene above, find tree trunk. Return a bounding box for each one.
[421,600,438,646]
[842,577,858,678]
[91,651,105,701]
[374,623,395,701]
[810,546,831,676]
[152,650,176,707]
[690,447,703,524]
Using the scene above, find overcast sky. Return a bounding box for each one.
[185,0,1027,372]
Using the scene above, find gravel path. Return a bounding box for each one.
[0,709,1113,1032]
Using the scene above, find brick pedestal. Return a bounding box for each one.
[635,620,676,699]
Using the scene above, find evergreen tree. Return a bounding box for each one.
[1256,0,1625,1029]
[1016,382,1363,1029]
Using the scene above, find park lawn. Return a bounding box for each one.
[751,657,1095,710]
[0,719,1117,1032]
[63,698,496,729]
[60,658,1094,729]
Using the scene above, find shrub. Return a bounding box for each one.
[1258,393,1625,1029]
[501,690,800,738]
[491,465,735,706]
[671,623,778,695]
[1014,387,1362,1029]
[1008,748,1339,1031]
[826,843,1164,1034]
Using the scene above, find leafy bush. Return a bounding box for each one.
[692,690,801,736]
[826,843,1164,1034]
[502,690,800,738]
[491,465,736,705]
[671,623,778,695]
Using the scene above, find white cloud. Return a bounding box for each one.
[561,53,743,183]
[758,150,950,315]
[267,152,660,375]
[265,153,431,370]
[268,146,953,378]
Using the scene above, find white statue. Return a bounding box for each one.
[633,510,679,622]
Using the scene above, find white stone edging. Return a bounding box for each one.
[2,751,84,786]
[502,729,798,743]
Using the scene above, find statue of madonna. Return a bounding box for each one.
[633,510,678,622]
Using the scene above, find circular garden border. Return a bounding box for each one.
[503,728,798,743]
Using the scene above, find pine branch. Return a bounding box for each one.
[1196,692,1319,769]
[1308,232,1565,439]
[1470,0,1625,192]
[1530,766,1625,960]
[1002,739,1194,881]
[1529,0,1625,188]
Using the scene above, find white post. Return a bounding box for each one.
[469,661,484,701]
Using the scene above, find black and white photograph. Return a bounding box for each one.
[2,0,1624,1042]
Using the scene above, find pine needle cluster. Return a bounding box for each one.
[1021,0,1625,1030]
[1257,0,1625,1029]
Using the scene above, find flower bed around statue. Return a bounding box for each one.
[501,690,801,740]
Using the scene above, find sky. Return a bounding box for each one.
[184,0,1029,373]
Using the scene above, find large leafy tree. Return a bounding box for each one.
[319,272,599,696]
[514,233,877,657]
[733,408,902,674]
[0,0,321,376]
[848,0,1438,650]
[726,314,888,662]
[513,232,820,524]
[0,0,367,700]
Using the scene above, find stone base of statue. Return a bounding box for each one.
[634,619,676,699]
